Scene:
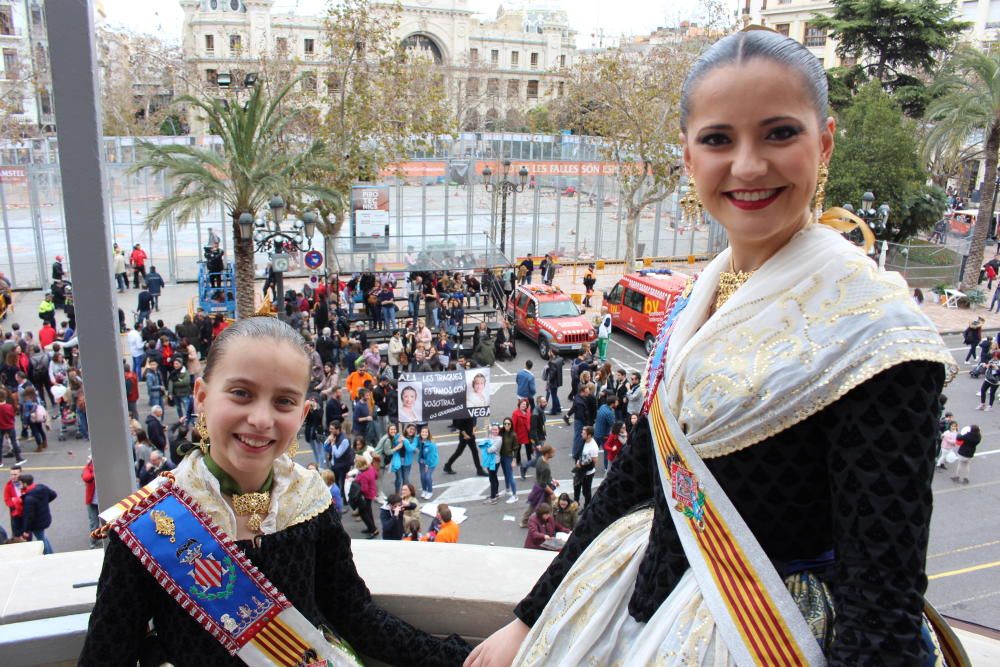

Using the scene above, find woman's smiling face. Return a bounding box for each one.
[194,337,309,490]
[682,59,834,258]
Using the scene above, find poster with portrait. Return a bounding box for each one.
[351,185,390,251]
[397,369,491,422]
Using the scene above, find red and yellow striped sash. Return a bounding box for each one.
[649,394,814,666]
[250,617,313,667]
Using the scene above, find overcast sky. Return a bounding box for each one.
[100,0,711,48]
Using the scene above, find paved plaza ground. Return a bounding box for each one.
[1,261,999,632]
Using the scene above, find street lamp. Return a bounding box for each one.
[237,212,254,240]
[877,203,891,236]
[856,191,883,237]
[252,194,318,308]
[481,158,529,255]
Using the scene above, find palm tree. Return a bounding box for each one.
[133,79,341,318]
[925,46,1000,290]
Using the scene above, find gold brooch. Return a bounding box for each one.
[151,509,176,542]
[232,492,271,533]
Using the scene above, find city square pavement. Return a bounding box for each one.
[2,263,999,631]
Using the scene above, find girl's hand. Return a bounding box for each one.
[464,618,530,667]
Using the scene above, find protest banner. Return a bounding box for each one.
[397,368,491,422]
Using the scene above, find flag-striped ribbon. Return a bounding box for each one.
[648,390,825,666]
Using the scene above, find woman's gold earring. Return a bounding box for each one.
[287,438,299,459]
[195,412,210,455]
[680,176,703,225]
[815,163,829,214]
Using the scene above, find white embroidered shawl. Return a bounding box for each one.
[662,223,958,459]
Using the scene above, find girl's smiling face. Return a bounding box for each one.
[193,337,310,491]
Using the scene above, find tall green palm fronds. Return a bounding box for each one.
[926,47,1000,289]
[131,78,342,317]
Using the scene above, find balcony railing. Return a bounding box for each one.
[0,541,558,666]
[1,542,999,666]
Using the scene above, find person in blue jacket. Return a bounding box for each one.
[398,422,420,489]
[516,360,537,411]
[478,423,502,504]
[19,473,57,554]
[418,425,439,500]
[594,395,618,471]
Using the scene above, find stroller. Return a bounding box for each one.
[50,382,83,441]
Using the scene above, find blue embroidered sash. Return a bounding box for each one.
[106,475,363,666]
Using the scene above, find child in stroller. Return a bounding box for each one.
[50,380,82,441]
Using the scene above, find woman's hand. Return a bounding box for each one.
[464,618,530,667]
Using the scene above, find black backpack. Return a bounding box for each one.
[30,356,49,385]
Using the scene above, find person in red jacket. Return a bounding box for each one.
[38,322,57,349]
[123,361,140,418]
[524,502,570,550]
[511,398,533,477]
[355,457,379,538]
[82,454,101,548]
[602,421,628,467]
[129,243,147,289]
[0,388,25,466]
[3,463,24,536]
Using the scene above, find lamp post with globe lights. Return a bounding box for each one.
[481,159,529,255]
[236,195,317,310]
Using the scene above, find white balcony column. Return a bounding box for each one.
[46,0,135,509]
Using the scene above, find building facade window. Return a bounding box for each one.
[530,52,539,68]
[491,49,499,66]
[466,77,479,97]
[31,4,42,27]
[205,34,215,52]
[470,47,479,64]
[40,89,51,115]
[774,23,790,37]
[302,71,316,91]
[804,24,826,47]
[326,74,341,94]
[276,36,288,54]
[558,81,564,97]
[487,77,499,96]
[527,79,538,99]
[3,49,18,79]
[304,38,315,55]
[0,7,13,36]
[511,50,519,68]
[559,54,566,68]
[507,79,519,98]
[230,34,242,53]
[206,68,218,85]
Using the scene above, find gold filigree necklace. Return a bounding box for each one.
[230,492,271,533]
[203,452,273,533]
[715,259,755,312]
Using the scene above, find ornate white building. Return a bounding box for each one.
[739,0,1000,71]
[0,0,53,136]
[177,0,577,132]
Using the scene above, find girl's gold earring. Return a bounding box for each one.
[195,412,210,455]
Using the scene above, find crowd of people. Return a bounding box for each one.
[0,251,654,553]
